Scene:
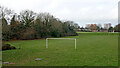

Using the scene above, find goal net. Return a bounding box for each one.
[46,38,76,49]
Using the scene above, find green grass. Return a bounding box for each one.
[2,32,118,66]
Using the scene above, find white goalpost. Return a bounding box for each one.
[46,38,76,49]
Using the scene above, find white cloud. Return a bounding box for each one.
[0,0,119,27]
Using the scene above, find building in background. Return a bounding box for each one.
[85,24,97,32]
[104,23,111,29]
[79,23,114,32]
[85,24,91,29]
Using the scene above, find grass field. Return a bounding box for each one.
[2,32,118,66]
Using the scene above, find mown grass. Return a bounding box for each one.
[2,32,118,66]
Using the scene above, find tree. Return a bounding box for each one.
[9,15,26,40]
[34,13,63,37]
[0,6,15,40]
[0,6,15,21]
[20,10,36,27]
[96,26,100,32]
[114,24,120,32]
[1,6,78,40]
[97,24,102,28]
[96,24,102,32]
[90,24,97,32]
[2,18,10,40]
[108,27,114,32]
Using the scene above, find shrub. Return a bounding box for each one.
[2,44,16,51]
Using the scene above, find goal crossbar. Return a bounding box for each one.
[46,38,76,49]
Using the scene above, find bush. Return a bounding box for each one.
[2,44,16,51]
[2,44,11,50]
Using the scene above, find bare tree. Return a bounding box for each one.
[0,6,15,22]
[20,10,36,27]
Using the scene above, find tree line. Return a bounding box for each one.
[1,6,78,41]
[80,24,120,32]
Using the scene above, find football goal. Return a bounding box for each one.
[46,38,76,49]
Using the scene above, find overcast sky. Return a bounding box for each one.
[0,0,119,27]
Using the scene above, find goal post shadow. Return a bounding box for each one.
[46,38,76,49]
